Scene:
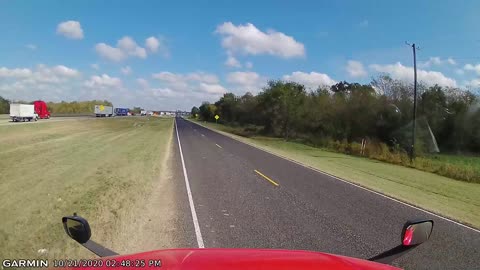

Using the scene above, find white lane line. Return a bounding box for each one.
[201,134,205,137]
[215,143,222,148]
[175,119,205,247]
[189,120,480,233]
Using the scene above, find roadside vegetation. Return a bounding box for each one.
[194,120,480,228]
[192,76,480,183]
[0,117,174,260]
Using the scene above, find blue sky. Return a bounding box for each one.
[1,0,479,110]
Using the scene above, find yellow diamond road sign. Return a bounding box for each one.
[99,105,105,111]
[215,115,219,120]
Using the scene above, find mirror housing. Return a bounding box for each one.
[62,213,91,244]
[368,219,434,264]
[401,219,433,246]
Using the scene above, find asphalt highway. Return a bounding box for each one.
[173,117,479,269]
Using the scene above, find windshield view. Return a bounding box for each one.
[0,1,479,270]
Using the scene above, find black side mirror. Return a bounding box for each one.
[62,214,91,244]
[369,219,434,264]
[62,213,118,257]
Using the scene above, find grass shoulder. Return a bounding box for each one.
[0,117,174,260]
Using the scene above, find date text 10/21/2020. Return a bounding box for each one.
[2,259,163,268]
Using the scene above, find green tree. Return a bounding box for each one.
[0,96,10,114]
[191,106,200,116]
[131,107,142,114]
[258,80,306,139]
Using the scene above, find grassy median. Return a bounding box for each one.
[0,117,174,260]
[192,120,480,229]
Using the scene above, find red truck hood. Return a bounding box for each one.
[63,248,400,270]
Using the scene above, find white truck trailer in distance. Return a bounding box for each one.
[10,104,38,122]
[94,105,113,117]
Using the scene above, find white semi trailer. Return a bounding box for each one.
[94,105,113,117]
[10,104,38,122]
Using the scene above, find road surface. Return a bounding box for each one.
[173,117,479,269]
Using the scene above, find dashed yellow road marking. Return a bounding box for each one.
[254,170,279,187]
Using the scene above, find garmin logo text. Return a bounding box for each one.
[2,259,49,268]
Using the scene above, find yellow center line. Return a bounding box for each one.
[215,143,222,148]
[254,170,279,187]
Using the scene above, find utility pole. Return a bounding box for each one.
[406,42,419,162]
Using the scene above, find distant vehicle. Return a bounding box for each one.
[94,105,113,117]
[114,108,128,116]
[10,104,38,122]
[33,100,50,119]
[141,110,147,116]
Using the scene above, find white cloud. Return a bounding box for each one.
[56,21,84,39]
[52,65,80,77]
[91,64,100,70]
[136,78,149,89]
[150,71,227,103]
[121,66,132,75]
[464,63,480,75]
[419,57,457,68]
[147,88,184,98]
[0,67,32,78]
[0,65,82,102]
[0,65,80,81]
[84,74,122,89]
[370,62,457,87]
[145,37,159,52]
[245,62,253,69]
[118,36,137,51]
[225,55,242,68]
[152,71,182,83]
[282,71,336,89]
[465,78,480,88]
[95,43,127,62]
[226,71,267,93]
[186,72,219,84]
[346,60,367,78]
[117,36,147,58]
[152,71,219,84]
[198,83,228,94]
[145,36,169,57]
[447,58,457,65]
[215,22,305,58]
[95,36,161,62]
[25,44,37,50]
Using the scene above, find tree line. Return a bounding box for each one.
[193,75,480,154]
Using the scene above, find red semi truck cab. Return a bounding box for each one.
[33,100,51,119]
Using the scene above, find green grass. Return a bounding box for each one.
[193,119,480,229]
[0,117,174,260]
[414,154,480,183]
[424,154,480,170]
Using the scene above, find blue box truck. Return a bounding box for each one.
[115,108,129,116]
